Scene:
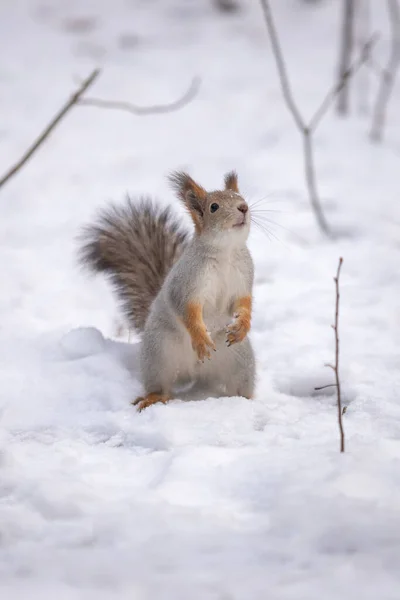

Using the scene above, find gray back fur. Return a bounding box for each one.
[78,197,189,332]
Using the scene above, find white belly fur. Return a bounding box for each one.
[201,257,248,335]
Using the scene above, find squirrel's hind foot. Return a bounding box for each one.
[132,393,171,412]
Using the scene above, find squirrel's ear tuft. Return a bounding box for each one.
[224,171,239,193]
[168,171,207,233]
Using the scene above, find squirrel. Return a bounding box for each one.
[79,170,255,411]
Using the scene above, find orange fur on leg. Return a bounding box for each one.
[226,296,252,346]
[132,393,170,412]
[183,301,215,361]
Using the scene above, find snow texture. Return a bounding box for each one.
[1,0,400,598]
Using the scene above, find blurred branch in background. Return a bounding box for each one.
[259,0,376,237]
[79,77,200,116]
[309,36,377,130]
[0,69,100,191]
[336,0,355,115]
[212,0,241,14]
[0,71,200,192]
[370,0,400,142]
[355,0,371,114]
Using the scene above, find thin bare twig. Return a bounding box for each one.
[370,0,400,142]
[79,77,201,116]
[314,384,337,391]
[337,0,356,115]
[330,257,345,453]
[259,0,375,237]
[0,69,101,191]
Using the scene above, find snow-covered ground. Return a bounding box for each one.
[1,0,400,598]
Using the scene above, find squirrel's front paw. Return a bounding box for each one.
[192,329,216,362]
[226,315,249,346]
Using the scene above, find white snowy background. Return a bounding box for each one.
[1,0,400,598]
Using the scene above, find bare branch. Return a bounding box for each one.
[259,0,331,234]
[336,0,356,115]
[314,384,337,391]
[310,36,378,131]
[259,0,305,132]
[302,131,331,236]
[259,1,375,237]
[355,0,371,114]
[332,257,345,453]
[0,69,100,191]
[370,0,400,142]
[79,77,201,116]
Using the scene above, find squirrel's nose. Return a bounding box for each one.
[237,203,248,214]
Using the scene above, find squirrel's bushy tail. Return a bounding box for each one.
[79,197,189,332]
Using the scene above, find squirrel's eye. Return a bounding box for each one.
[210,203,219,213]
